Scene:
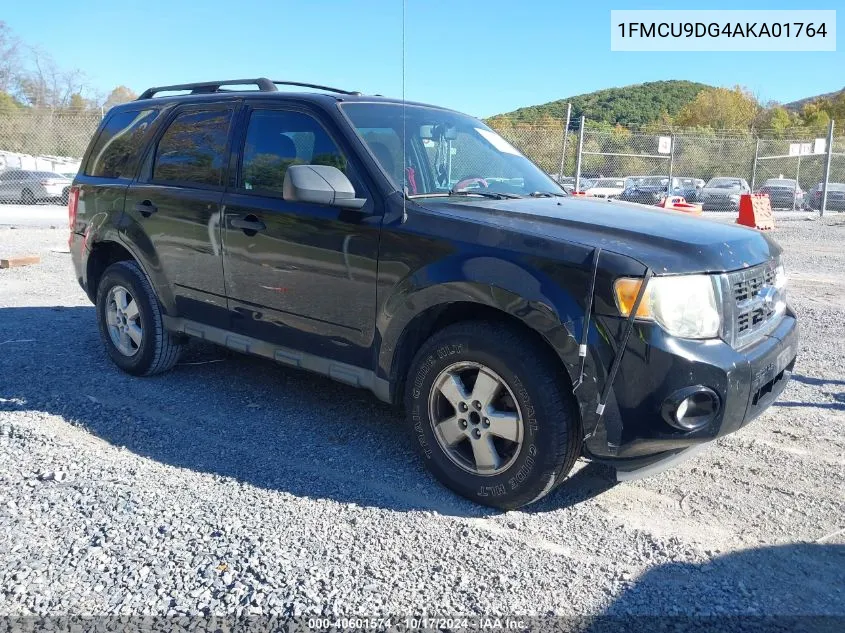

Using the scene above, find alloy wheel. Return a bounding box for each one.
[105,285,142,356]
[428,361,524,476]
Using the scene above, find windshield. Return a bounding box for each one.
[341,102,564,198]
[706,178,743,189]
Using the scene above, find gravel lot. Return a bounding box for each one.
[0,203,68,229]
[0,209,843,624]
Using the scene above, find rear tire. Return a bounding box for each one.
[96,261,182,376]
[405,321,581,509]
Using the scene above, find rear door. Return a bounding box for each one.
[124,103,236,328]
[220,102,382,367]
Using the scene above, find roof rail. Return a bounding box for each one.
[137,78,362,100]
[269,80,362,96]
[137,78,278,100]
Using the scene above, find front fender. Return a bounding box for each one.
[375,253,616,426]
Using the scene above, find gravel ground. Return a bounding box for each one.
[0,214,843,624]
[0,203,68,229]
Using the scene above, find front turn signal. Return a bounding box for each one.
[613,277,653,319]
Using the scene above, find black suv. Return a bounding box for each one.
[69,79,799,509]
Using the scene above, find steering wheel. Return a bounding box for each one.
[452,176,489,192]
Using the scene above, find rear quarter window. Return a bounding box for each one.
[85,109,159,179]
[152,109,233,187]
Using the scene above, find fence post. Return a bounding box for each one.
[558,103,572,180]
[574,115,585,192]
[667,134,675,192]
[820,119,835,217]
[794,153,801,212]
[751,138,760,191]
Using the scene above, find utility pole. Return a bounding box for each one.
[558,103,572,181]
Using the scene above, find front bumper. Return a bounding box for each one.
[701,197,739,211]
[585,309,799,463]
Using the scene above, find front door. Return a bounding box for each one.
[221,105,381,367]
[124,104,236,328]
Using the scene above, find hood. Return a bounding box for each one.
[418,196,780,274]
[587,187,624,195]
[702,187,741,197]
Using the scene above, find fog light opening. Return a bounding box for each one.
[662,387,720,431]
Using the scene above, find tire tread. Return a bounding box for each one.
[98,260,181,376]
[406,319,581,509]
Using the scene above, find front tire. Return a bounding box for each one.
[21,189,35,205]
[96,261,182,376]
[405,321,581,509]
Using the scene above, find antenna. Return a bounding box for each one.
[401,0,408,223]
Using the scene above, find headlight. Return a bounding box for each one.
[773,264,788,313]
[614,275,721,339]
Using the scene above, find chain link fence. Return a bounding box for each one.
[1,105,843,213]
[491,113,845,215]
[0,108,102,172]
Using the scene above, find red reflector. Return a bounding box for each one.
[68,186,80,247]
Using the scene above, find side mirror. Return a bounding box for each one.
[283,165,367,210]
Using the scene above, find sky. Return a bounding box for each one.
[3,0,842,117]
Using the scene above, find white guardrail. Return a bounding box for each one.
[0,150,81,177]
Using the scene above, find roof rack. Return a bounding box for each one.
[137,78,362,100]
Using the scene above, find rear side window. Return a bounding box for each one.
[153,109,233,187]
[240,109,347,195]
[85,109,158,179]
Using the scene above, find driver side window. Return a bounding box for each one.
[240,109,348,196]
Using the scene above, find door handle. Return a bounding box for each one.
[134,200,158,217]
[231,215,266,234]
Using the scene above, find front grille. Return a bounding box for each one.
[726,262,782,348]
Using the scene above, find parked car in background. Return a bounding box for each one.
[555,176,577,193]
[807,182,845,211]
[0,169,72,204]
[616,176,673,205]
[584,178,625,199]
[700,177,751,211]
[672,177,705,203]
[557,177,594,194]
[757,179,804,210]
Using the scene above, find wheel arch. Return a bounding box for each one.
[85,240,136,303]
[380,285,584,409]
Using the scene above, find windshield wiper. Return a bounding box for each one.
[448,190,523,200]
[528,191,567,198]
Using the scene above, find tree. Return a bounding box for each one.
[15,47,88,108]
[104,85,137,110]
[800,102,831,136]
[757,106,793,138]
[0,21,20,94]
[0,90,21,114]
[674,86,760,130]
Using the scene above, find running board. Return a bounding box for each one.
[162,316,391,403]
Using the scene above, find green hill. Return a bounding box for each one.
[784,87,845,112]
[490,80,712,126]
